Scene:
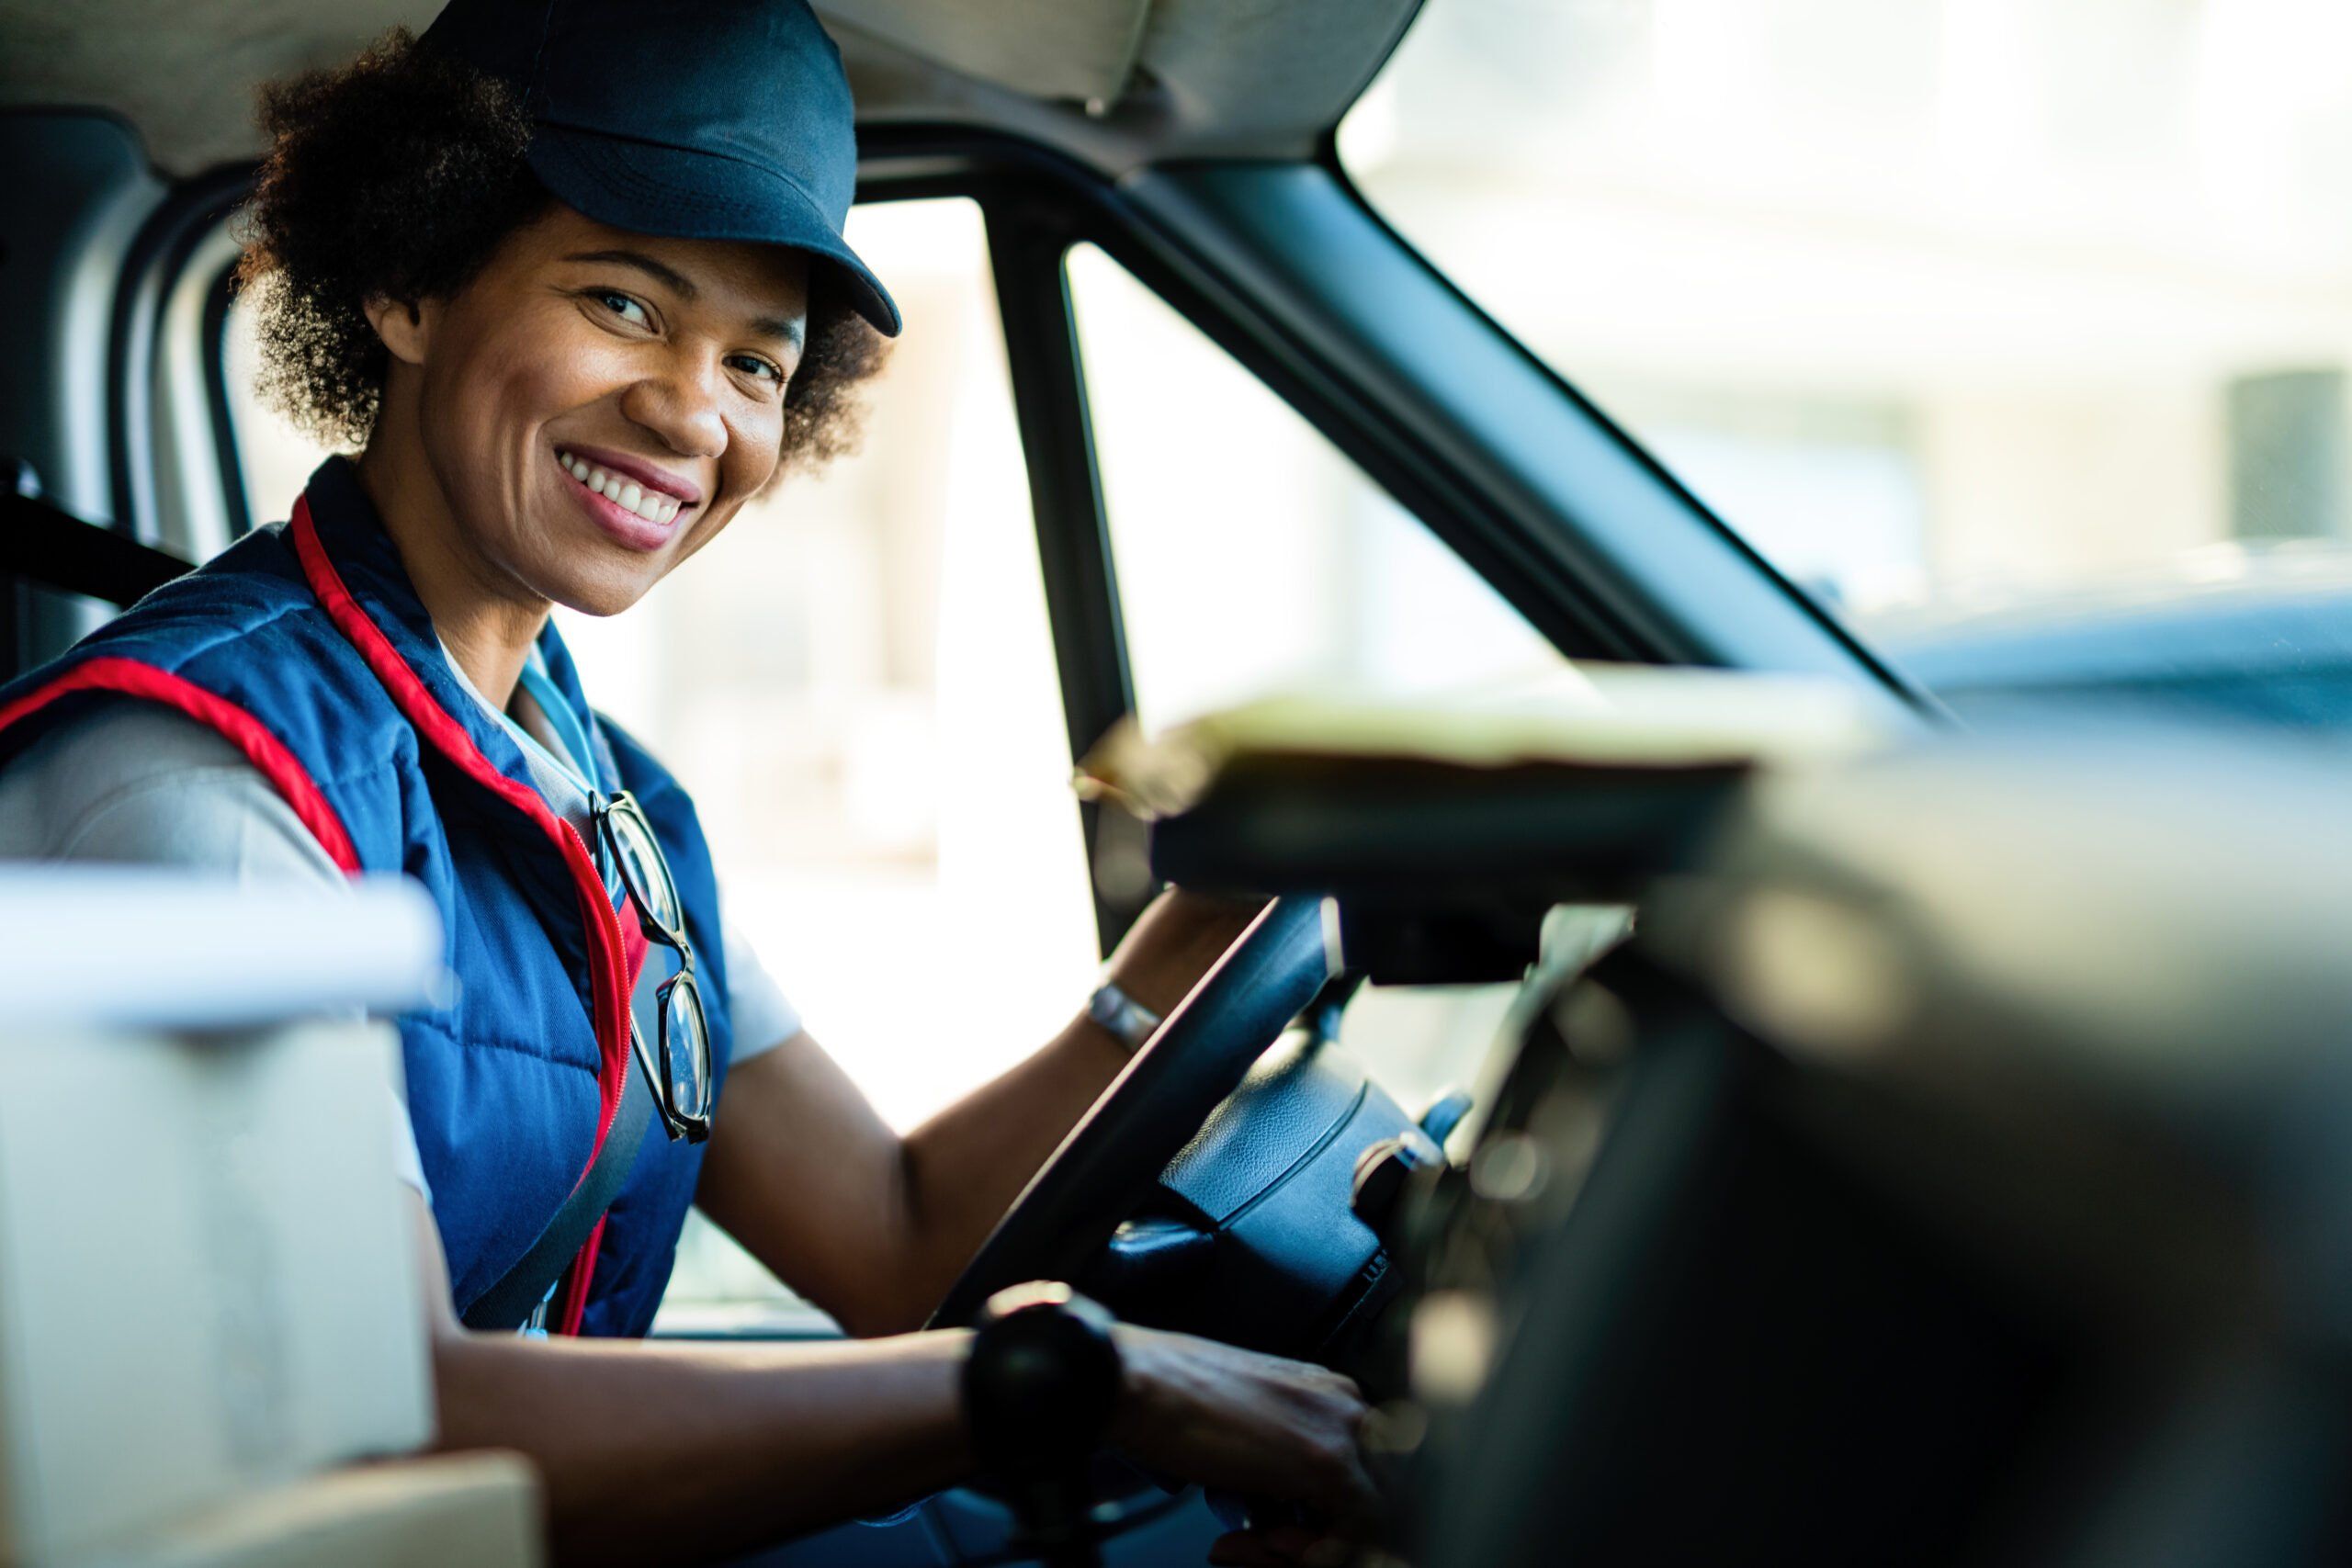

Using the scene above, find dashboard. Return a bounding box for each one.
[1134,721,2352,1567]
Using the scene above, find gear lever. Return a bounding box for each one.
[963,1281,1125,1568]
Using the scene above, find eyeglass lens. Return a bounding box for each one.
[607,802,683,932]
[663,977,711,1118]
[604,794,711,1133]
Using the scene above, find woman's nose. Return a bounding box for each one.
[619,357,728,460]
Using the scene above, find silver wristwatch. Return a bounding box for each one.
[1086,979,1163,1053]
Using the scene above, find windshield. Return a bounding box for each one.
[1342,0,2352,726]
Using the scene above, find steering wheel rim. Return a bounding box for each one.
[927,896,1336,1329]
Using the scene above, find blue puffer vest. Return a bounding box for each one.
[0,456,732,1337]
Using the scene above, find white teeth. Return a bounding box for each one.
[559,452,682,525]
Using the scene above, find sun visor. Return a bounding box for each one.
[819,0,1422,135]
[817,0,1151,105]
[1130,0,1420,138]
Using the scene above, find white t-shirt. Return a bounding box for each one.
[0,676,801,1199]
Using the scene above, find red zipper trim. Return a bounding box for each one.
[552,819,639,1337]
[558,1215,610,1336]
[289,496,634,1331]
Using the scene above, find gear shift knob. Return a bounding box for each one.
[964,1281,1124,1568]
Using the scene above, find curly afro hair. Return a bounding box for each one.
[234,28,888,475]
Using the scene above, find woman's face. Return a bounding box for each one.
[390,204,811,617]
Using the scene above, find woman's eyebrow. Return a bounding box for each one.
[564,247,698,299]
[751,314,807,352]
[565,248,804,350]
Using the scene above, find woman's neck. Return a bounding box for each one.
[354,413,548,712]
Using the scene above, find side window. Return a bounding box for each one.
[223,301,323,543]
[226,197,1099,1322]
[1067,243,1560,1110]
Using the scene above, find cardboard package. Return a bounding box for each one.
[0,873,536,1566]
[83,1455,540,1568]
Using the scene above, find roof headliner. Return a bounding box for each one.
[0,0,1421,179]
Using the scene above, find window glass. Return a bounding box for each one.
[1068,243,1574,732]
[1068,243,1560,1110]
[227,198,1097,1323]
[1342,0,2352,727]
[226,305,324,536]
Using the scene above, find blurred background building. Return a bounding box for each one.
[1344,0,2352,629]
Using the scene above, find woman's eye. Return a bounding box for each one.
[594,290,650,327]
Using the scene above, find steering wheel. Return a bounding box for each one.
[928,896,1335,1329]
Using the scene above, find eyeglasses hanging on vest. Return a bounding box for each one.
[596,788,710,1141]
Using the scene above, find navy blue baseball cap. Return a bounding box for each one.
[420,0,901,337]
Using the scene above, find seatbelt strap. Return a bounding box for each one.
[0,491,191,607]
[461,1050,658,1331]
[465,649,657,1330]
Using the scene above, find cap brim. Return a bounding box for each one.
[526,127,902,338]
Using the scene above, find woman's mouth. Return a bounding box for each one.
[554,446,695,551]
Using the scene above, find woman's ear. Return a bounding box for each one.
[362,294,435,366]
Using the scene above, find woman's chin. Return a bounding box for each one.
[536,563,661,620]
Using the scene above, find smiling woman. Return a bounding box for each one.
[235,28,887,479]
[0,0,1383,1562]
[233,28,893,639]
[353,207,819,622]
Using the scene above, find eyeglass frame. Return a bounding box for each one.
[592,788,714,1144]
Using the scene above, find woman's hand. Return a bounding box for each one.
[1107,1324,1379,1563]
[1102,888,1272,1020]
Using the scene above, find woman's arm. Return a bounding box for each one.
[413,1194,1376,1567]
[411,1193,972,1564]
[696,891,1261,1336]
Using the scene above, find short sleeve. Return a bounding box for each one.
[718,885,802,1062]
[0,702,432,1200]
[1,702,351,882]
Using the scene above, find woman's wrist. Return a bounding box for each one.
[1098,952,1186,1022]
[1101,890,1270,1020]
[1083,978,1163,1055]
[1103,1322,1175,1452]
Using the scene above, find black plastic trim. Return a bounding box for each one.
[983,193,1150,952]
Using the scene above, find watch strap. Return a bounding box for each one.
[1087,979,1162,1053]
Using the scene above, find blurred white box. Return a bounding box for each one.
[0,873,454,1566]
[82,1453,540,1568]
